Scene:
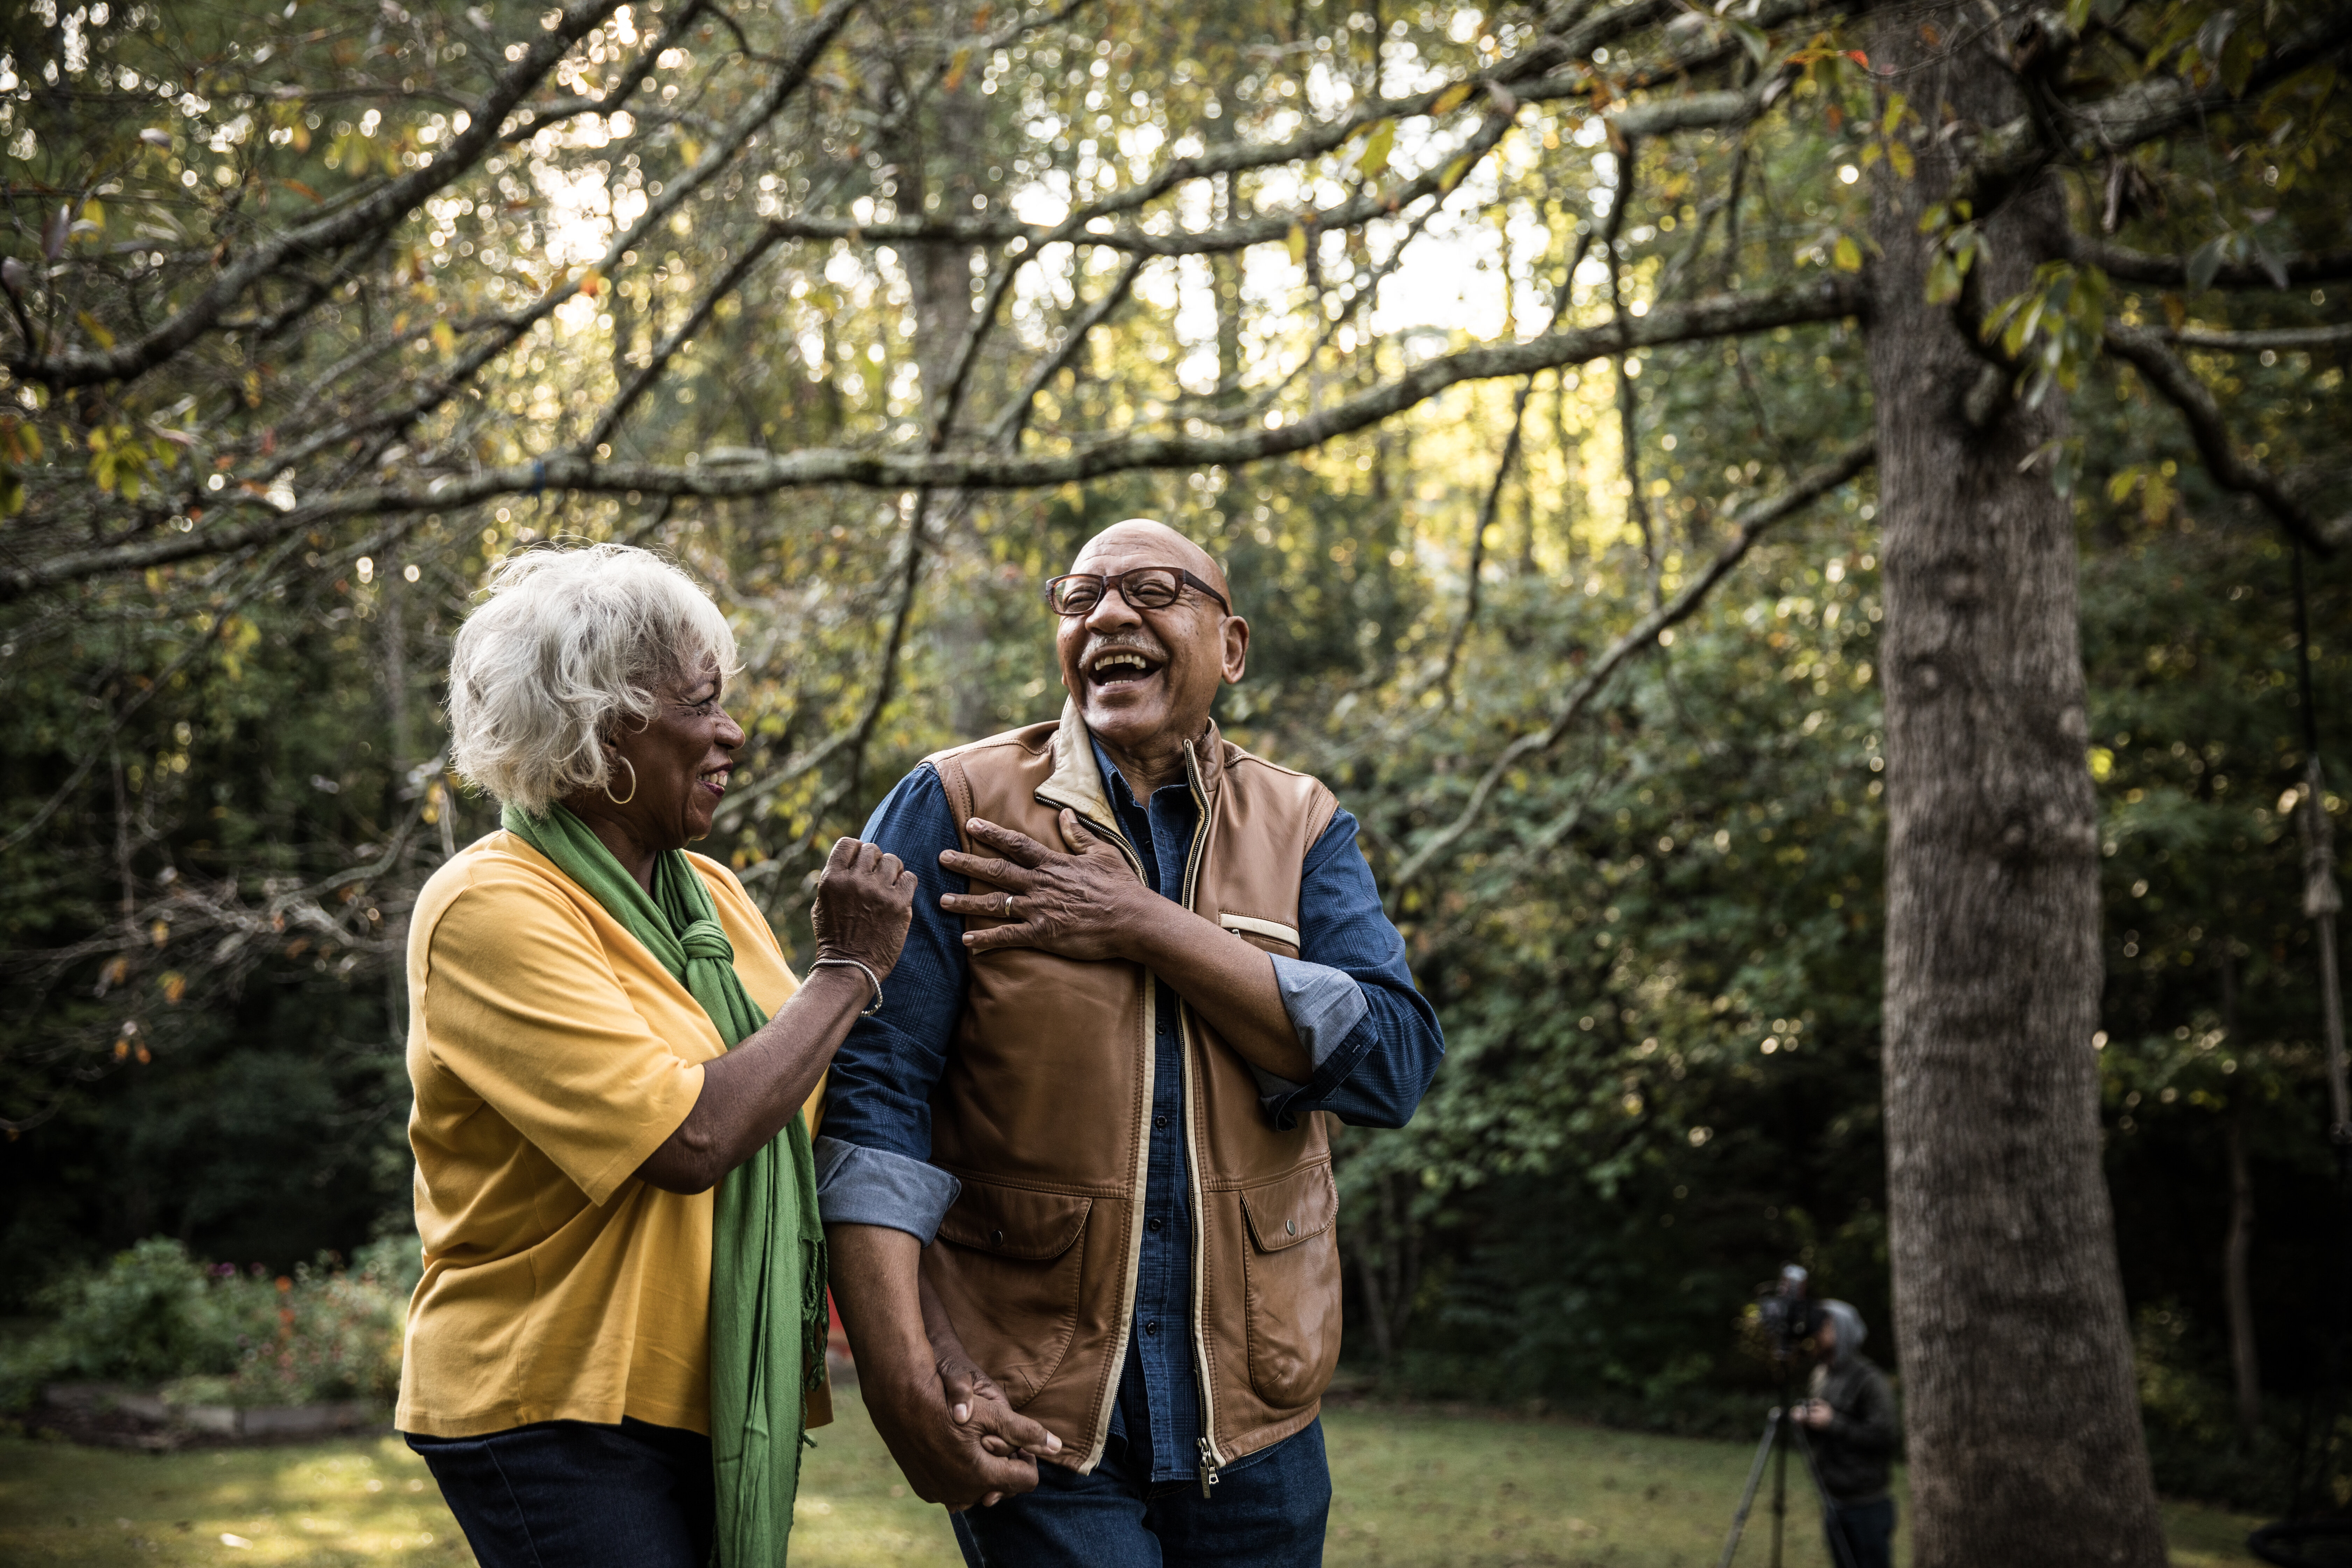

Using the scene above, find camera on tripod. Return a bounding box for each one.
[1718,1264,1853,1568]
[1751,1263,1823,1362]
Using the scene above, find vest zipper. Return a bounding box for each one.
[1177,739,1226,1482]
[1033,790,1149,1471]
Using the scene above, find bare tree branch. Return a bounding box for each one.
[2104,322,2345,555]
[985,253,1144,449]
[2,0,637,389]
[0,274,1865,599]
[2162,322,2352,352]
[1951,10,2352,217]
[2062,233,2352,289]
[1438,378,1535,702]
[1384,434,1877,904]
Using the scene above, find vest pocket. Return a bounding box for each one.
[1219,912,1301,957]
[1238,1162,1342,1409]
[930,1177,1092,1407]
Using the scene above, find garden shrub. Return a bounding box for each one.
[0,1235,410,1410]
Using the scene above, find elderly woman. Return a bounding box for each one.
[397,543,913,1568]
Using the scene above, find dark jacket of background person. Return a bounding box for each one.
[1806,1299,1899,1504]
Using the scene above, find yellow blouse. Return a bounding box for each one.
[394,830,805,1438]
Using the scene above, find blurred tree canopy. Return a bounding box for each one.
[0,0,2346,1536]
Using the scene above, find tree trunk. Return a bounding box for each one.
[2223,1107,2261,1442]
[886,33,994,741]
[2218,946,2261,1441]
[1867,8,2167,1564]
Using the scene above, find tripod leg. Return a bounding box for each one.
[1771,1420,1789,1568]
[1717,1412,1784,1568]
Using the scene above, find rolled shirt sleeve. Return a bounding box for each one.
[1268,954,1371,1068]
[1254,807,1446,1131]
[813,1137,962,1243]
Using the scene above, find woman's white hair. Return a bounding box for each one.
[446,543,738,815]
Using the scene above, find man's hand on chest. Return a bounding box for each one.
[938,810,1163,963]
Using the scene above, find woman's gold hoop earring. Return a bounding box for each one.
[604,757,638,806]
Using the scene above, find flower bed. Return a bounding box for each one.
[1,1236,416,1440]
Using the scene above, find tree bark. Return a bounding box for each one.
[2218,945,2261,1441]
[1867,7,2168,1564]
[2223,1106,2261,1441]
[884,22,994,741]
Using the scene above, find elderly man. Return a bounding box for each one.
[818,519,1444,1566]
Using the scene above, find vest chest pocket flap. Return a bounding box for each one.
[1219,912,1301,958]
[931,1176,1093,1407]
[1237,1161,1342,1409]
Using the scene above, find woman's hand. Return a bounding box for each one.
[937,811,1147,960]
[810,837,917,982]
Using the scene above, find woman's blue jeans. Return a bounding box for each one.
[405,1417,713,1568]
[952,1419,1331,1568]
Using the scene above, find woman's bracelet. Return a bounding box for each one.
[810,956,884,1017]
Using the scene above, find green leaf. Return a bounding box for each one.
[1925,252,1962,304]
[1355,119,1396,180]
[2049,439,2084,498]
[2220,22,2262,98]
[2249,234,2289,289]
[1287,223,1309,266]
[1431,81,1476,116]
[1832,235,1863,272]
[2186,234,2228,294]
[77,310,117,350]
[2000,293,2046,359]
[1886,140,1914,180]
[1726,16,1771,66]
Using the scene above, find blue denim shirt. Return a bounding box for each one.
[816,740,1443,1481]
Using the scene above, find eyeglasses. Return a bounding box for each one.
[1043,566,1231,618]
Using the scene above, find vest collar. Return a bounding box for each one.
[1038,699,1227,825]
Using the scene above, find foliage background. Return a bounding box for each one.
[0,0,2344,1512]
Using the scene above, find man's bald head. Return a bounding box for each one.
[1054,516,1248,786]
[1070,518,1231,608]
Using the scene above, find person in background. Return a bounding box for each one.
[399,543,916,1567]
[819,518,1447,1567]
[1799,1298,1900,1568]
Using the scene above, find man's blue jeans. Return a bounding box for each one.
[405,1417,713,1568]
[953,1420,1331,1568]
[1822,1495,1896,1568]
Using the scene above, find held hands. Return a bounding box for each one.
[938,811,1142,960]
[875,1351,1068,1512]
[1799,1398,1835,1430]
[810,836,917,983]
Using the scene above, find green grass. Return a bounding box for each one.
[0,1390,2266,1566]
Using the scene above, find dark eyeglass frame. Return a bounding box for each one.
[1043,566,1231,618]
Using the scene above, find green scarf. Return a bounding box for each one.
[503,803,827,1568]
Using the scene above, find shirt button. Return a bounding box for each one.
[1153,1114,1169,1130]
[1144,1320,1160,1336]
[1147,1217,1163,1233]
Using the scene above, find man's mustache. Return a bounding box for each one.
[1078,633,1169,664]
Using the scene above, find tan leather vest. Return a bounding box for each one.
[918,702,1343,1477]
